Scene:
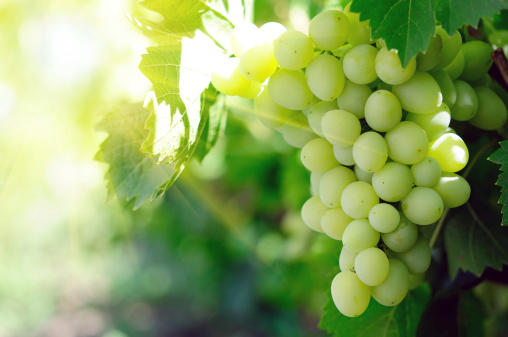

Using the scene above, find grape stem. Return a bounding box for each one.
[490,48,508,91]
[429,138,497,248]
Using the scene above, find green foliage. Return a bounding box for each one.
[445,205,508,278]
[96,104,177,209]
[350,0,508,67]
[351,0,434,68]
[319,284,431,337]
[417,290,486,337]
[488,140,508,226]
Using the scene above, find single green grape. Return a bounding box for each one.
[321,208,353,240]
[268,68,314,110]
[468,86,508,130]
[273,30,314,70]
[306,54,345,101]
[319,166,357,208]
[402,187,444,225]
[343,44,379,84]
[308,100,338,137]
[411,157,441,187]
[341,181,379,219]
[375,47,416,85]
[381,212,418,252]
[392,71,442,114]
[385,121,429,165]
[342,218,380,252]
[336,80,372,119]
[355,247,389,286]
[333,145,355,166]
[372,258,409,306]
[372,162,414,202]
[393,237,432,274]
[300,137,339,173]
[433,172,471,208]
[301,195,329,232]
[368,203,400,233]
[427,133,469,172]
[364,90,402,132]
[460,40,493,82]
[309,9,350,50]
[321,109,361,147]
[352,131,388,172]
[331,271,371,317]
[450,80,478,121]
[433,26,462,70]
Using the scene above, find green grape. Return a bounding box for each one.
[411,157,441,187]
[309,9,350,50]
[239,43,278,82]
[281,112,318,148]
[364,90,402,132]
[416,33,442,71]
[427,133,469,172]
[372,258,409,306]
[339,246,358,272]
[333,146,355,166]
[319,166,357,208]
[231,22,264,57]
[375,47,416,85]
[210,57,250,96]
[372,162,413,202]
[450,80,478,121]
[306,54,345,101]
[321,208,353,240]
[340,181,379,219]
[259,22,287,45]
[333,145,355,166]
[343,44,379,84]
[381,212,418,252]
[433,172,471,208]
[238,80,262,99]
[469,86,508,130]
[268,68,314,110]
[254,88,293,129]
[369,203,400,233]
[342,218,380,252]
[310,171,323,196]
[354,164,374,183]
[394,237,432,274]
[302,96,321,117]
[443,49,465,80]
[308,100,338,137]
[402,187,444,225]
[273,30,314,70]
[433,26,462,70]
[460,41,493,82]
[392,71,442,114]
[331,271,371,317]
[429,70,457,107]
[343,3,372,46]
[408,273,425,289]
[406,103,451,141]
[336,80,372,119]
[301,137,339,173]
[385,121,429,165]
[355,247,389,286]
[321,109,361,147]
[352,131,388,172]
[301,195,329,232]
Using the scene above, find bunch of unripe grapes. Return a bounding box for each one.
[211,4,508,318]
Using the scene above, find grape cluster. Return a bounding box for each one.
[211,5,508,318]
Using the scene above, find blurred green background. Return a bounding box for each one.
[2,0,508,336]
[0,0,340,335]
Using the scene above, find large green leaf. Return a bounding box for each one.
[444,205,508,279]
[350,0,434,67]
[350,0,508,67]
[95,104,177,209]
[433,0,508,36]
[319,284,430,337]
[488,140,508,226]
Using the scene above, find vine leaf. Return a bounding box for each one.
[444,204,508,279]
[488,140,508,226]
[95,104,177,209]
[319,284,430,337]
[350,0,435,68]
[433,0,508,37]
[96,0,237,205]
[350,0,508,67]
